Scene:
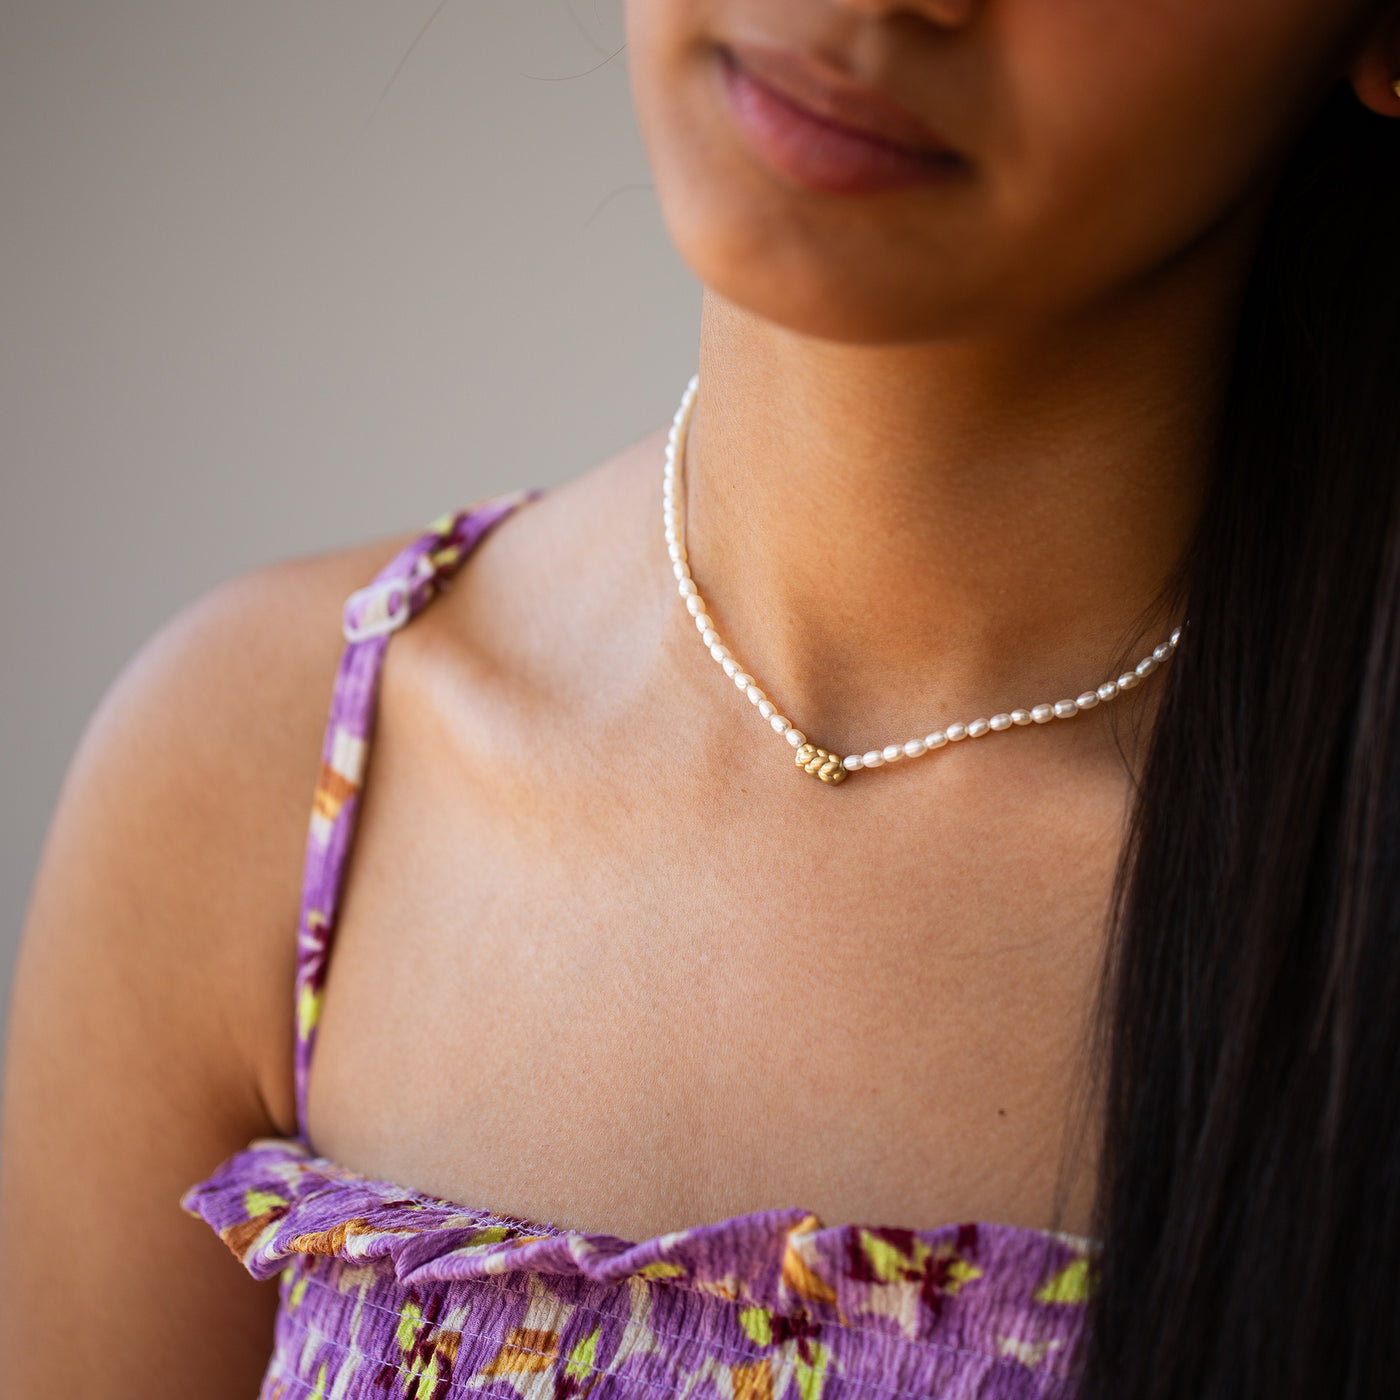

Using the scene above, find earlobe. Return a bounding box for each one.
[1349,15,1400,117]
[1350,65,1400,117]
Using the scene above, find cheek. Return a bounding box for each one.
[983,1,1331,308]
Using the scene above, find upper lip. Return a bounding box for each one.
[722,42,957,159]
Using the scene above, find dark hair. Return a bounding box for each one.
[1080,86,1400,1398]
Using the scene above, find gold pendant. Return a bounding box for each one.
[795,744,848,785]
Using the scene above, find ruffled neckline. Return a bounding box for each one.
[184,1137,1095,1378]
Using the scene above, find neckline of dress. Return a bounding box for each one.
[272,1134,1100,1254]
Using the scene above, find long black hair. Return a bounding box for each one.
[1080,86,1400,1398]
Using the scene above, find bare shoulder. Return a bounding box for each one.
[25,531,417,1120]
[0,528,411,1396]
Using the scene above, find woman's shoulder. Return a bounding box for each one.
[95,530,414,877]
[0,527,431,1389]
[9,444,660,1145]
[12,446,655,1119]
[14,531,415,1130]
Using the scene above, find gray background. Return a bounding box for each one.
[0,0,700,1058]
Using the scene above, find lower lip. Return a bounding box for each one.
[719,51,961,196]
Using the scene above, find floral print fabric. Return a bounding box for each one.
[183,500,1094,1399]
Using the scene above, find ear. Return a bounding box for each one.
[1350,6,1400,116]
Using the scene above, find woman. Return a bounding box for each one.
[4,1,1400,1395]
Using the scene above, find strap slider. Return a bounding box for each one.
[341,557,434,643]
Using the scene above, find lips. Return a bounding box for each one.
[719,43,964,195]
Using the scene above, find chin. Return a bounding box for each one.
[707,266,950,346]
[665,206,985,346]
[633,32,996,346]
[645,128,995,346]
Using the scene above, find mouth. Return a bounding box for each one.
[718,43,965,196]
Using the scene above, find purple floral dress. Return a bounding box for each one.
[184,498,1095,1399]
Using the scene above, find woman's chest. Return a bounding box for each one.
[305,730,1124,1242]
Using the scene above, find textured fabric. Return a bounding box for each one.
[184,498,1094,1399]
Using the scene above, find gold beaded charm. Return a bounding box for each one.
[795,744,848,785]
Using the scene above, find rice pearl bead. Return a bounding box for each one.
[672,562,689,581]
[758,700,776,719]
[967,719,990,738]
[1170,627,1182,645]
[1011,710,1032,726]
[722,657,740,678]
[685,594,704,616]
[770,716,790,735]
[710,644,729,662]
[883,745,903,763]
[734,672,753,691]
[786,729,807,748]
[1097,682,1118,702]
[844,754,864,771]
[904,739,927,758]
[1031,704,1055,724]
[947,723,968,742]
[1053,699,1078,719]
[863,750,885,769]
[925,731,948,749]
[1075,691,1099,710]
[746,685,765,705]
[1153,643,1172,663]
[668,543,685,562]
[678,578,697,598]
[695,615,713,633]
[1117,672,1140,691]
[989,714,1012,732]
[702,628,719,647]
[1136,657,1157,678]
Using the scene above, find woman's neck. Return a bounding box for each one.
[679,270,1234,753]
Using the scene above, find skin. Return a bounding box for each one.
[4,1,1400,1393]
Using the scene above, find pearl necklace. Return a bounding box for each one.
[664,375,1180,786]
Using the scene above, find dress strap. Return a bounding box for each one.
[293,493,533,1139]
